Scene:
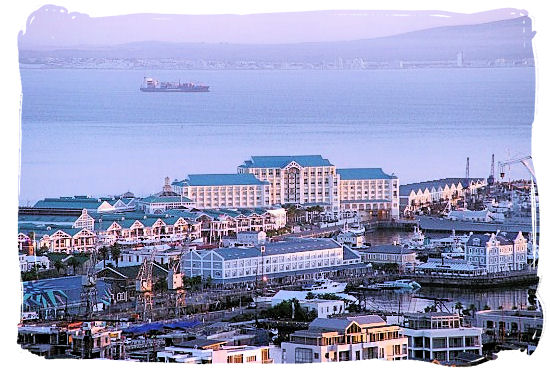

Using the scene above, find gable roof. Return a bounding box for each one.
[239,155,333,169]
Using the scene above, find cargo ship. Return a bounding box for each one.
[140,77,209,92]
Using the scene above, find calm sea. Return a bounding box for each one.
[19,68,535,204]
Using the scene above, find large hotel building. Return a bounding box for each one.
[173,155,399,220]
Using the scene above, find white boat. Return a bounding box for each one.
[367,279,421,291]
[402,227,425,249]
[303,278,347,294]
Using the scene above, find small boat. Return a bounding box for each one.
[367,279,421,291]
[303,278,347,294]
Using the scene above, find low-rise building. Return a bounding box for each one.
[336,231,364,247]
[401,312,483,363]
[280,315,408,362]
[475,309,543,339]
[19,253,50,272]
[361,245,417,268]
[183,238,361,282]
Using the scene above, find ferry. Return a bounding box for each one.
[303,278,347,294]
[367,279,421,291]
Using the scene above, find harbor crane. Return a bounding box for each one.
[135,249,156,321]
[167,254,186,316]
[497,155,538,267]
[80,249,99,318]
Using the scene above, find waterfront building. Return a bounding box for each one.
[475,309,543,339]
[401,312,483,363]
[172,173,270,209]
[399,178,486,215]
[222,231,267,247]
[238,155,340,215]
[116,245,192,267]
[182,238,362,282]
[360,245,417,268]
[270,291,347,318]
[447,209,504,223]
[464,232,528,273]
[69,321,124,359]
[337,168,399,220]
[137,177,195,214]
[19,208,96,230]
[415,258,487,276]
[33,195,135,213]
[280,315,408,363]
[19,224,97,254]
[336,231,364,247]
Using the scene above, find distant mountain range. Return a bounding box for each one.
[19,16,534,64]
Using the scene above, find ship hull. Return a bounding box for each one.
[140,87,209,92]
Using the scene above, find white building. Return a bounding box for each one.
[156,339,272,364]
[447,209,505,223]
[465,232,528,273]
[238,155,341,215]
[402,312,483,363]
[172,174,271,209]
[337,168,399,220]
[183,238,362,282]
[19,253,50,272]
[281,315,408,363]
[361,245,417,267]
[475,310,543,338]
[336,231,364,247]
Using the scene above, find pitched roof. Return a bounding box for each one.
[139,195,193,204]
[364,244,416,255]
[239,155,333,168]
[400,178,485,195]
[337,168,396,180]
[174,173,269,187]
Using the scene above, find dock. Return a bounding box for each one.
[417,216,538,235]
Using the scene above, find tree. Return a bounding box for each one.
[454,302,463,315]
[98,246,109,268]
[67,257,82,275]
[54,260,65,275]
[110,243,121,268]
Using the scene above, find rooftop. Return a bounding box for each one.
[174,173,269,187]
[400,178,485,195]
[363,244,416,255]
[337,168,396,180]
[239,155,333,169]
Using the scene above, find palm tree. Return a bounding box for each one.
[54,260,65,275]
[454,302,463,315]
[67,258,82,275]
[98,246,109,268]
[110,243,121,268]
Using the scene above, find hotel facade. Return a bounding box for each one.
[173,155,399,220]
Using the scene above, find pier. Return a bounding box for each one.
[417,216,538,235]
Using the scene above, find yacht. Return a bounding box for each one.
[303,278,347,294]
[367,279,421,291]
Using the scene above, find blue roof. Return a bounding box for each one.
[34,197,103,210]
[337,168,396,180]
[239,155,333,168]
[174,173,268,187]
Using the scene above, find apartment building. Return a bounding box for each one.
[465,232,528,273]
[402,312,482,363]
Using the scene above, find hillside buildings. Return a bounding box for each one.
[280,315,408,362]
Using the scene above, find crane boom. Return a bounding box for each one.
[498,155,534,179]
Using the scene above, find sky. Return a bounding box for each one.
[18,6,526,48]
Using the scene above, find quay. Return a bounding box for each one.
[399,271,539,289]
[417,216,538,235]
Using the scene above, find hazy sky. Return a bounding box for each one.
[19,5,526,48]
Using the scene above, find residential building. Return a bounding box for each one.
[464,232,528,273]
[172,174,270,209]
[156,338,272,364]
[402,312,482,363]
[19,253,50,272]
[280,315,408,363]
[337,168,399,220]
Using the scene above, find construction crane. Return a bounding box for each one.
[167,253,186,317]
[80,249,98,318]
[135,249,156,321]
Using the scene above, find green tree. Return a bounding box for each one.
[110,243,121,268]
[67,257,82,275]
[54,260,65,275]
[98,246,109,268]
[454,302,463,315]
